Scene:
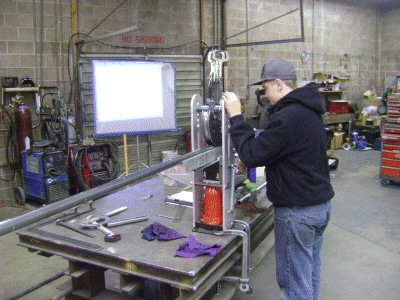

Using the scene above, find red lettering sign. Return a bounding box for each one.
[122,34,132,43]
[122,35,166,45]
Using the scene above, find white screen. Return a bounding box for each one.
[92,60,176,136]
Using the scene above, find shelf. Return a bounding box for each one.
[323,113,355,124]
[3,87,39,92]
[319,90,344,94]
[3,86,58,93]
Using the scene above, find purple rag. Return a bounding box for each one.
[141,222,186,241]
[175,235,222,258]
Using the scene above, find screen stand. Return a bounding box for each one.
[121,135,151,176]
[136,135,148,171]
[123,134,129,175]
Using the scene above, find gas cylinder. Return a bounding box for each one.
[201,186,223,226]
[67,115,76,144]
[14,103,33,155]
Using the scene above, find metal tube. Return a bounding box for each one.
[136,135,140,171]
[79,53,202,60]
[300,0,304,40]
[216,229,249,279]
[123,134,129,175]
[229,163,236,212]
[107,216,148,228]
[86,0,128,36]
[236,182,267,204]
[0,147,214,236]
[223,8,299,41]
[224,37,304,48]
[234,220,251,272]
[84,25,141,44]
[7,270,67,300]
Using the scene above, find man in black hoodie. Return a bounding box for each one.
[223,58,334,300]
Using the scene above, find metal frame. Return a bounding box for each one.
[190,95,235,231]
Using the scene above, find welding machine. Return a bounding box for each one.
[21,148,70,204]
[68,142,119,194]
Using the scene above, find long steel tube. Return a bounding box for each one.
[0,147,214,236]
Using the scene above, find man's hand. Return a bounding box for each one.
[222,92,242,118]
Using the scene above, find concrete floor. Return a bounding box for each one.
[232,150,400,300]
[0,150,399,299]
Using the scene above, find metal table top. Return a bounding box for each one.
[18,175,272,291]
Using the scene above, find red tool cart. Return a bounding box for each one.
[380,94,400,186]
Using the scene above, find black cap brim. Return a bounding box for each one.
[251,80,263,86]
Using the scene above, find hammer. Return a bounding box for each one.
[97,224,121,242]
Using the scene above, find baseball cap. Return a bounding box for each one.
[252,58,297,85]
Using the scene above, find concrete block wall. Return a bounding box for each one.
[0,1,70,168]
[224,0,380,116]
[0,0,203,168]
[0,0,202,95]
[0,0,70,93]
[379,7,400,91]
[1,1,392,113]
[78,0,201,55]
[0,0,399,162]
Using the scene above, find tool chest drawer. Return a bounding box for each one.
[383,143,400,151]
[384,125,400,135]
[382,158,400,168]
[382,150,400,160]
[387,98,400,123]
[383,136,400,146]
[381,166,400,178]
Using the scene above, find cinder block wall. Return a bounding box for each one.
[0,0,70,92]
[0,1,392,111]
[0,0,398,149]
[224,0,380,116]
[379,7,400,91]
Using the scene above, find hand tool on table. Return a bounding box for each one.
[159,214,180,221]
[52,203,97,238]
[142,194,153,200]
[56,219,95,238]
[96,225,122,242]
[37,201,95,228]
[79,206,148,242]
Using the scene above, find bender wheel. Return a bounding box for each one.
[202,107,222,147]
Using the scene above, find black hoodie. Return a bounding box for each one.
[229,82,334,207]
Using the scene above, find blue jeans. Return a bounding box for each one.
[274,201,331,300]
